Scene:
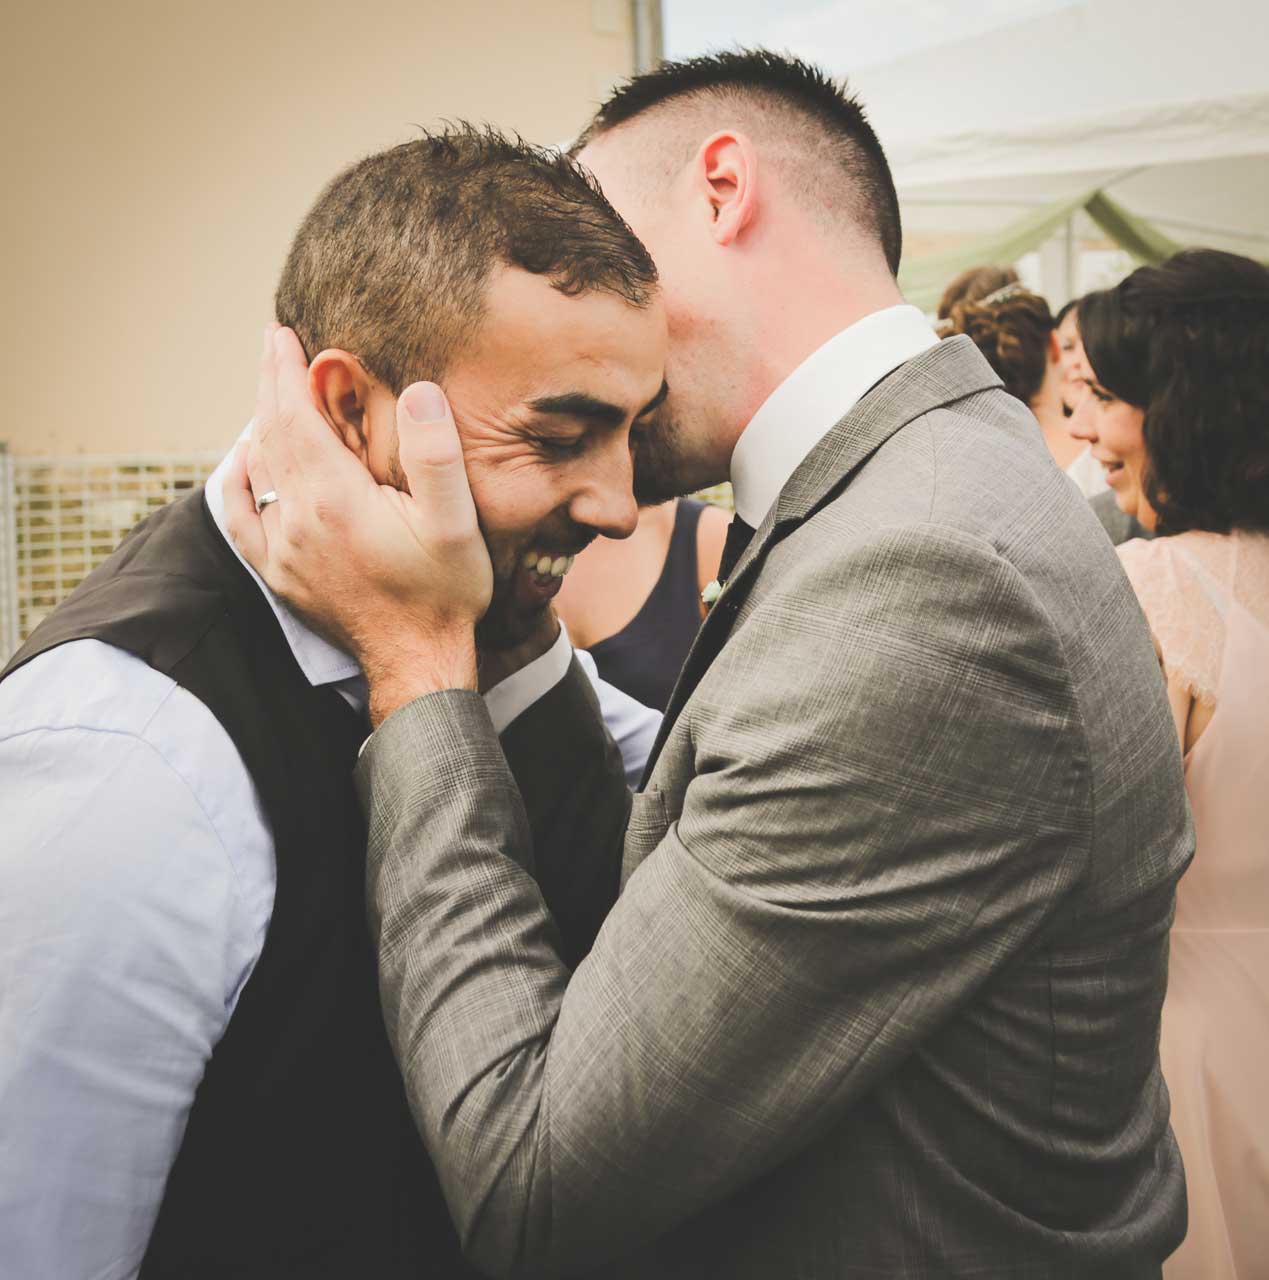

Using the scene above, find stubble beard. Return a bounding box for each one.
[475,571,543,652]
[632,409,719,505]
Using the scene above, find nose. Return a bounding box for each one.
[569,439,639,540]
[1067,390,1097,443]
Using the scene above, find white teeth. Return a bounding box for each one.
[524,550,576,579]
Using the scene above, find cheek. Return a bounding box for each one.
[1112,410,1148,464]
[467,460,561,545]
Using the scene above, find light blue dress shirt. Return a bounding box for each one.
[0,448,659,1280]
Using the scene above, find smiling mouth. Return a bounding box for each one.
[521,550,577,583]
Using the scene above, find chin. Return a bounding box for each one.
[633,415,722,504]
[475,599,547,652]
[1114,489,1142,522]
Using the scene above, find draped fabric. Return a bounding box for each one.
[896,186,1261,312]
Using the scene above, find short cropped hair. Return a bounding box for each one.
[276,124,658,393]
[574,49,902,275]
[940,284,1055,405]
[1080,249,1269,535]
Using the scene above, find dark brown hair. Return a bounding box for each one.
[574,49,902,275]
[1079,249,1269,534]
[936,265,1019,319]
[941,286,1056,405]
[276,124,658,393]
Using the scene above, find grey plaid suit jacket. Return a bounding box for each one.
[356,336,1191,1278]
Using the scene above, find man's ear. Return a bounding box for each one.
[693,131,758,247]
[308,349,374,464]
[1048,329,1062,364]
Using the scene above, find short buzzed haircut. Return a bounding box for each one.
[573,50,902,275]
[276,124,659,393]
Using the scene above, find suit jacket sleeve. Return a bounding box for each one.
[498,655,631,966]
[357,522,1092,1278]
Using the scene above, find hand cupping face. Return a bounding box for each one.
[223,326,493,711]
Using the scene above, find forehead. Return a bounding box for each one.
[446,266,666,409]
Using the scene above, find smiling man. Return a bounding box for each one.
[0,126,664,1279]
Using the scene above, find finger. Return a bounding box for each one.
[252,323,278,444]
[244,433,282,537]
[396,383,480,533]
[222,440,268,571]
[253,327,304,490]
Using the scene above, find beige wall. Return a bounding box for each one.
[2,1,634,456]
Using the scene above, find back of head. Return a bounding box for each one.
[276,124,658,394]
[937,265,1020,320]
[940,282,1055,406]
[1080,249,1269,534]
[573,49,902,275]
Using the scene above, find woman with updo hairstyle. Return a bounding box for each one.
[1072,248,1269,1280]
[939,281,1100,487]
[935,263,1018,318]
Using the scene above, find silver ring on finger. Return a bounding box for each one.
[254,490,280,514]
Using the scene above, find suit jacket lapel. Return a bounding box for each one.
[638,337,1000,788]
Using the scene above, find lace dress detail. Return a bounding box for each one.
[1116,527,1269,1280]
[1118,530,1269,708]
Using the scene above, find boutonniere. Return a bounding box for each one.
[701,579,722,608]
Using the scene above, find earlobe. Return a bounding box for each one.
[308,350,372,464]
[695,131,757,247]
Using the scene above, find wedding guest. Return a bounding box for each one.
[1074,248,1269,1280]
[1055,296,1111,497]
[0,126,664,1280]
[935,263,1018,319]
[555,497,728,713]
[1055,297,1087,410]
[940,282,1086,471]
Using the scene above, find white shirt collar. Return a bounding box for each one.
[728,304,939,527]
[205,432,364,690]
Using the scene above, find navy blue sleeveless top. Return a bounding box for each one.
[588,499,707,712]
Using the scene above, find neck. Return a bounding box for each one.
[725,270,905,453]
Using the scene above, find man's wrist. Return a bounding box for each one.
[363,630,479,727]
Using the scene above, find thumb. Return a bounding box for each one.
[396,382,479,533]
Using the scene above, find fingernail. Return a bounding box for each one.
[403,382,448,423]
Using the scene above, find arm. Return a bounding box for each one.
[358,524,1090,1277]
[0,662,269,1280]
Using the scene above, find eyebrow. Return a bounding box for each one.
[527,379,669,428]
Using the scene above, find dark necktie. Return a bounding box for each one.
[717,514,756,584]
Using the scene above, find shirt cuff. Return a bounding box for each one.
[483,623,574,734]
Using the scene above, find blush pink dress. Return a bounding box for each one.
[1118,530,1269,1280]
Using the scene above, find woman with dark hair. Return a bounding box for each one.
[1054,296,1089,412]
[1071,248,1269,1280]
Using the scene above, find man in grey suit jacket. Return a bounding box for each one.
[230,52,1190,1279]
